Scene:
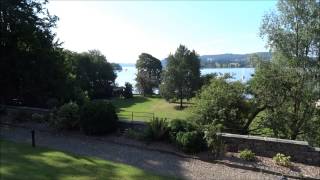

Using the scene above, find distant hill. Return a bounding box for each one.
[161,52,271,68]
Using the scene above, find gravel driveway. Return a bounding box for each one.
[0,126,284,180]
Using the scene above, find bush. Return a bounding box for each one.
[53,102,80,130]
[175,131,205,153]
[46,98,60,109]
[145,117,168,141]
[80,100,118,135]
[31,113,44,123]
[124,129,145,141]
[0,105,7,116]
[123,82,133,99]
[239,149,256,161]
[168,119,195,142]
[273,153,291,167]
[13,110,32,122]
[203,124,225,158]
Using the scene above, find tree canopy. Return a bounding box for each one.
[135,53,162,96]
[160,45,200,108]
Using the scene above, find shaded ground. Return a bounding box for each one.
[0,140,173,180]
[0,126,283,180]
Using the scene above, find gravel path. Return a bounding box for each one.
[0,126,284,180]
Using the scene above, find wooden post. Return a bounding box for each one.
[131,112,133,123]
[31,130,35,147]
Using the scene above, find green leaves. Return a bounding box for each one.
[160,45,201,108]
[135,53,162,96]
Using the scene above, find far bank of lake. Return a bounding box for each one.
[115,65,255,89]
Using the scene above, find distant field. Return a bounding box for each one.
[0,140,174,180]
[111,95,192,122]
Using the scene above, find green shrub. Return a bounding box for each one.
[80,100,118,135]
[13,110,31,122]
[46,98,60,109]
[203,124,225,158]
[124,129,145,140]
[31,113,44,122]
[53,102,80,130]
[123,82,133,99]
[239,149,256,161]
[175,131,205,153]
[273,153,291,167]
[0,105,7,116]
[145,117,168,141]
[168,119,195,141]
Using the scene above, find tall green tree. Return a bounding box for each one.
[135,53,162,96]
[0,0,68,106]
[252,0,320,142]
[74,50,116,99]
[160,45,200,108]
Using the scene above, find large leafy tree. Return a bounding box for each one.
[74,50,116,99]
[135,53,162,96]
[0,0,68,106]
[251,0,320,143]
[160,45,200,108]
[192,76,265,134]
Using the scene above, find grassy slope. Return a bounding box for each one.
[111,96,191,121]
[0,140,175,180]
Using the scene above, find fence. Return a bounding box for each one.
[117,110,155,122]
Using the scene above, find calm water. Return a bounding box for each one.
[115,66,255,89]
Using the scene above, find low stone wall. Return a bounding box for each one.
[3,105,320,166]
[219,133,320,166]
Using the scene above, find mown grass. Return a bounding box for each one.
[0,140,176,180]
[111,95,192,122]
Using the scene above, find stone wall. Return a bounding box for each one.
[219,133,320,166]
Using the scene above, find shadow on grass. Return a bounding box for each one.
[111,96,150,111]
[0,139,180,180]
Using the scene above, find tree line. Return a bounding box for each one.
[0,0,125,107]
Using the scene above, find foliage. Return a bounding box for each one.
[239,149,256,161]
[0,105,7,116]
[52,102,80,130]
[168,119,196,142]
[46,98,60,109]
[203,124,225,158]
[145,117,168,141]
[160,45,201,108]
[123,82,133,99]
[124,129,145,141]
[73,50,116,99]
[199,73,218,88]
[192,77,265,134]
[175,131,205,153]
[0,140,174,180]
[80,100,118,135]
[31,113,44,123]
[13,110,32,122]
[273,153,291,167]
[254,0,320,141]
[0,0,69,107]
[111,63,122,71]
[135,53,162,96]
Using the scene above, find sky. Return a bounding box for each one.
[47,0,277,63]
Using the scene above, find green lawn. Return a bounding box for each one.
[111,96,191,122]
[0,140,175,180]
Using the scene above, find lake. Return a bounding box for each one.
[115,66,255,91]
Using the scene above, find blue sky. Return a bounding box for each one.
[47,0,277,63]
